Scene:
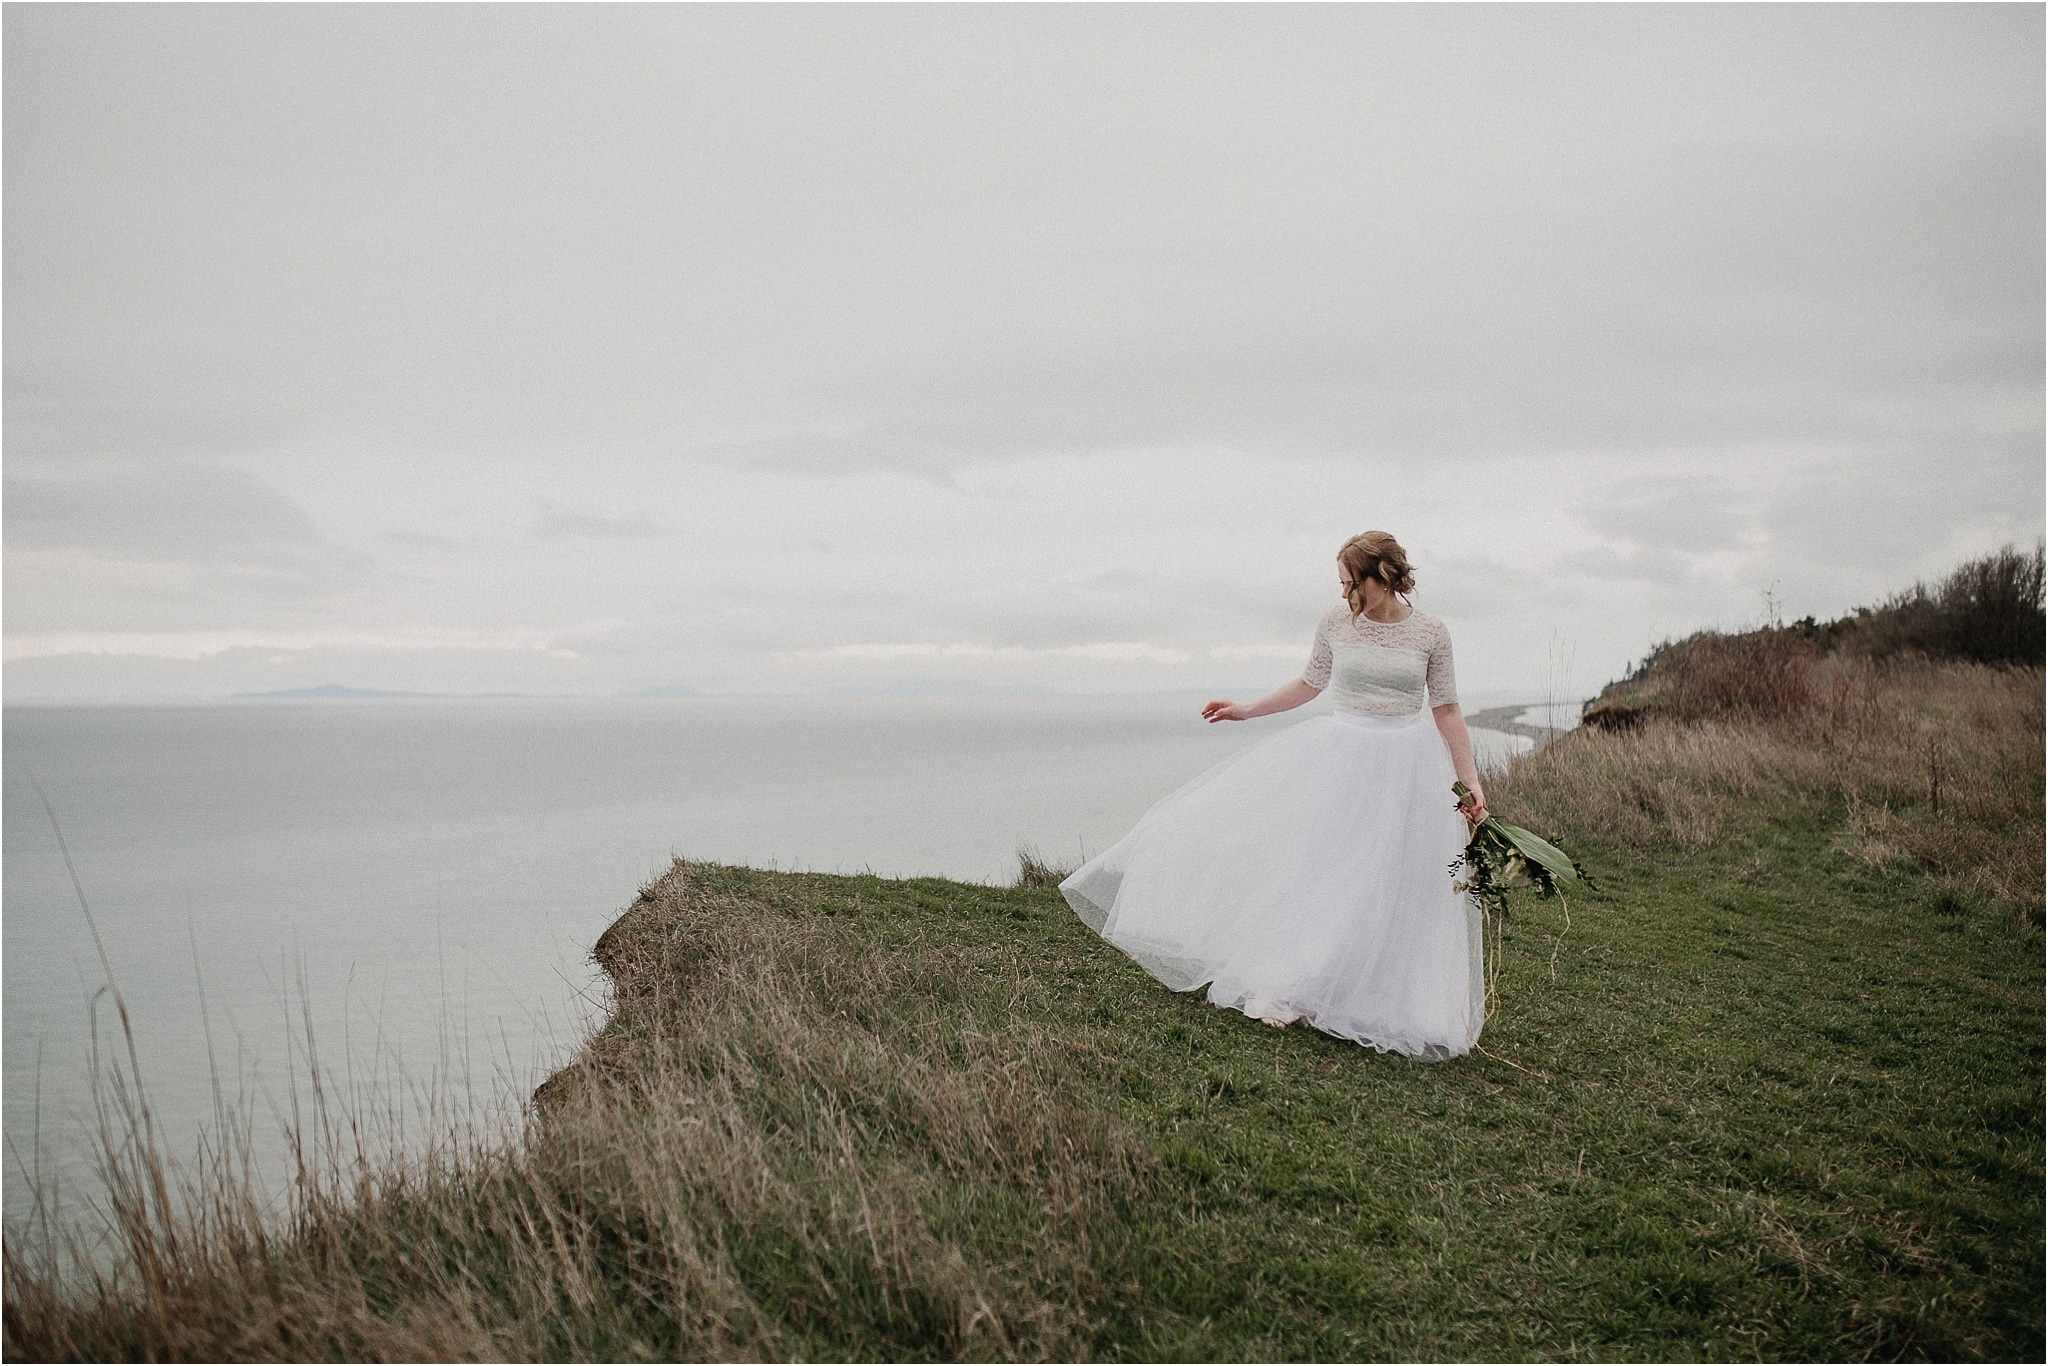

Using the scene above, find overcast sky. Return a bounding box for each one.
[5,2,2042,702]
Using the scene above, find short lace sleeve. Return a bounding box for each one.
[1301,614,1333,690]
[1425,615,1459,707]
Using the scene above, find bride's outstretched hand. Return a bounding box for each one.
[1201,699,1247,723]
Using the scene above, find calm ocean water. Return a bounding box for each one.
[3,695,1533,1226]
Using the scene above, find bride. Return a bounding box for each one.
[1060,531,1490,1059]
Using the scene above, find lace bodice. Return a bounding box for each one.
[1301,604,1458,715]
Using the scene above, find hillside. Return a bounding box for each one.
[7,647,2040,1361]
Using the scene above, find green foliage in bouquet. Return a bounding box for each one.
[1450,779,1590,920]
[1451,780,1591,1017]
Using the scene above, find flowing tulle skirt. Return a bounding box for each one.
[1061,709,1484,1058]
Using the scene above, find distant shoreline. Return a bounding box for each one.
[1464,703,1572,748]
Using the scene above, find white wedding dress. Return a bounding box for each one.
[1061,605,1484,1058]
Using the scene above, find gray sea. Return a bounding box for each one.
[2,694,1538,1227]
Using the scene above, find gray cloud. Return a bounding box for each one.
[1,367,287,465]
[8,4,2036,473]
[3,3,2039,697]
[1587,475,1761,558]
[531,501,668,541]
[382,529,460,552]
[3,463,365,611]
[10,463,314,554]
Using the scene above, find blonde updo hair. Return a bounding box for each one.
[1337,531,1416,617]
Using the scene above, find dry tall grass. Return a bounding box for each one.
[1011,845,1076,890]
[1584,546,2044,732]
[1494,655,2044,930]
[5,862,1150,1361]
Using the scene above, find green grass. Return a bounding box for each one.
[526,771,2041,1362]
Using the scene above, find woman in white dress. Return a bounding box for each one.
[1060,531,1491,1059]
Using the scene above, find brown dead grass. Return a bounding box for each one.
[1012,845,1076,890]
[4,863,1150,1362]
[1493,655,2044,928]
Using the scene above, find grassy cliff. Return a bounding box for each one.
[7,659,2041,1360]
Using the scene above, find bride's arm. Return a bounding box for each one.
[1202,677,1321,724]
[1431,701,1488,817]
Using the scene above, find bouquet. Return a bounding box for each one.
[1450,780,1586,917]
[1450,781,1590,1015]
